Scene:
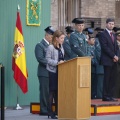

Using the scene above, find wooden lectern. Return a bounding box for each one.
[58,57,91,120]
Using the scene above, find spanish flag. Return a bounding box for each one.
[12,10,28,94]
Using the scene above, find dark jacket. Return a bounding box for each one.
[69,30,88,58]
[63,36,73,60]
[95,38,104,74]
[35,39,49,77]
[99,29,119,66]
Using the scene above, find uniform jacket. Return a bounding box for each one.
[63,36,73,60]
[35,39,49,77]
[69,30,88,58]
[99,29,119,66]
[117,40,120,57]
[117,41,120,72]
[95,38,104,74]
[46,44,64,73]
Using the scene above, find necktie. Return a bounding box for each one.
[110,32,114,43]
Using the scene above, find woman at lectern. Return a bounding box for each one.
[46,30,65,119]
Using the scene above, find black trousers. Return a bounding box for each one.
[103,63,117,98]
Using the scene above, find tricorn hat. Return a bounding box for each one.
[72,18,85,24]
[94,27,104,32]
[113,27,119,32]
[84,28,94,34]
[44,26,55,35]
[116,28,120,36]
[65,26,74,34]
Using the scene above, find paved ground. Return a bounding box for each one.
[3,106,120,120]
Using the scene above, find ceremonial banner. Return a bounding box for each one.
[26,0,41,26]
[12,10,28,94]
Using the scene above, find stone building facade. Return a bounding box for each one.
[50,0,120,30]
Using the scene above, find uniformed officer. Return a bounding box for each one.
[113,27,119,34]
[114,29,120,98]
[63,26,74,60]
[94,27,104,38]
[94,27,104,99]
[35,26,55,115]
[86,28,101,99]
[69,18,88,58]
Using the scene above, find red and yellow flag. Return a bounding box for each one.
[12,11,28,94]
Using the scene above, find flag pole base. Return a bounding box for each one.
[14,104,23,110]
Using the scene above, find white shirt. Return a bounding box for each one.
[106,28,113,36]
[43,38,49,45]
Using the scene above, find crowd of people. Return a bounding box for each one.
[34,18,120,119]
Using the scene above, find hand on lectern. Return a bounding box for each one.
[58,60,64,64]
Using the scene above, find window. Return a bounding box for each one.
[58,0,81,30]
[115,0,120,18]
[57,0,102,30]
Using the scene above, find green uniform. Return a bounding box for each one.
[95,38,104,99]
[63,36,73,60]
[69,30,88,58]
[114,41,120,98]
[35,39,49,114]
[87,38,103,99]
[87,42,98,99]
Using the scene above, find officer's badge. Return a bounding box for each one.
[78,38,83,41]
[73,45,77,48]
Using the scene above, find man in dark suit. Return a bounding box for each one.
[35,26,55,115]
[99,18,119,101]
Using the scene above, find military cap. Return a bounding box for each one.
[113,27,119,32]
[116,28,120,36]
[94,27,104,32]
[44,26,55,35]
[106,18,114,23]
[72,18,85,24]
[65,26,74,34]
[84,28,95,39]
[84,27,94,34]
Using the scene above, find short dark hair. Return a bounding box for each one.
[106,18,114,23]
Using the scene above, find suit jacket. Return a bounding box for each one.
[46,44,64,73]
[99,29,119,66]
[35,39,49,77]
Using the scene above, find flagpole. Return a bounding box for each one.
[15,85,23,110]
[14,4,23,110]
[12,2,28,109]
